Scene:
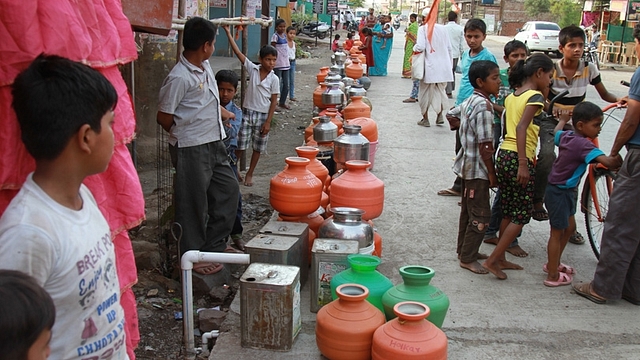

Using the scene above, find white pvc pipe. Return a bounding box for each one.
[181,251,250,357]
[201,330,220,347]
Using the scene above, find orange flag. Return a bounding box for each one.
[425,0,441,52]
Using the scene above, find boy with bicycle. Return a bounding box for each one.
[543,102,621,287]
[536,25,625,246]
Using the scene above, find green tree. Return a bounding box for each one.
[348,0,365,8]
[524,0,550,17]
[550,0,582,28]
[390,0,398,11]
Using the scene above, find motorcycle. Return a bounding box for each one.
[293,20,330,39]
[582,42,600,70]
[393,18,400,30]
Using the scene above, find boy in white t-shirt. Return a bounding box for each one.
[0,54,128,359]
[224,25,280,187]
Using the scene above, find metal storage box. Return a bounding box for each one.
[240,263,301,351]
[245,233,308,286]
[310,239,359,313]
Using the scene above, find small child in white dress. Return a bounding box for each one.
[377,21,392,49]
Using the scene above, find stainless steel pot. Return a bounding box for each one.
[333,125,369,170]
[317,207,373,250]
[334,49,348,65]
[348,84,367,98]
[322,83,344,106]
[313,116,338,143]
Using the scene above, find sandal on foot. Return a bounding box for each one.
[569,232,585,244]
[437,188,461,196]
[544,272,573,287]
[572,281,606,304]
[403,98,418,103]
[224,245,244,254]
[543,262,576,275]
[532,209,549,221]
[193,262,224,275]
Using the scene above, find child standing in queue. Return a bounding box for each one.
[287,26,297,102]
[438,18,498,197]
[483,53,554,280]
[483,40,529,258]
[359,28,375,77]
[216,70,246,251]
[448,60,502,274]
[543,102,621,287]
[271,19,291,110]
[224,25,280,187]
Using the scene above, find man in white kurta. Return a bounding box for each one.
[413,23,453,127]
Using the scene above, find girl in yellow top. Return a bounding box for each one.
[483,53,554,280]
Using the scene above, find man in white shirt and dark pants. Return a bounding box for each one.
[444,11,464,99]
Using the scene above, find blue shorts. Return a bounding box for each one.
[544,184,578,230]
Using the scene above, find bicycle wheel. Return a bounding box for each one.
[582,169,615,259]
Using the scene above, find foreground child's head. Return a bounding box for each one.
[12,54,117,172]
[0,270,55,360]
[275,19,286,34]
[469,60,501,97]
[334,34,341,41]
[183,17,217,58]
[347,32,353,40]
[572,102,603,139]
[259,45,278,71]
[216,70,238,107]
[558,25,585,59]
[464,19,487,51]
[508,53,554,91]
[503,40,528,68]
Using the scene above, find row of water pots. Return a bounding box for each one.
[315,258,450,359]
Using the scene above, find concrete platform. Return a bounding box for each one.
[209,33,640,360]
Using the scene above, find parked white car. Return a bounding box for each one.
[514,21,561,56]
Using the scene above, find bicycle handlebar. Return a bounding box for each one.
[546,89,570,116]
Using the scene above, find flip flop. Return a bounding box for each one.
[437,188,461,196]
[622,293,640,305]
[572,281,606,304]
[543,272,573,287]
[402,98,417,103]
[532,209,549,221]
[569,232,585,244]
[543,262,576,275]
[193,262,224,275]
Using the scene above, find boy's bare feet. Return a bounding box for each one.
[460,261,489,274]
[498,260,523,270]
[243,175,253,187]
[237,172,244,183]
[506,245,529,257]
[482,261,507,280]
[477,253,489,260]
[483,236,499,245]
[381,45,386,49]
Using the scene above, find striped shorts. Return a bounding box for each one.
[238,109,269,153]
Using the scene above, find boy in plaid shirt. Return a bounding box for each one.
[448,60,502,274]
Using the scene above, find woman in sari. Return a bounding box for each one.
[369,15,394,76]
[402,13,418,78]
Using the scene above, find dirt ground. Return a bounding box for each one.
[130,36,335,359]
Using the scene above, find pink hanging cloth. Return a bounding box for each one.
[0,0,144,357]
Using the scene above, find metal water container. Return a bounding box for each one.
[317,207,374,254]
[322,83,344,107]
[313,116,338,143]
[246,232,308,286]
[240,263,301,351]
[333,125,369,171]
[310,239,359,313]
[348,84,367,99]
[334,48,348,64]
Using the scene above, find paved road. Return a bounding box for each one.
[212,29,640,359]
